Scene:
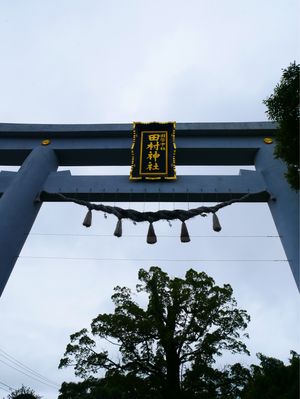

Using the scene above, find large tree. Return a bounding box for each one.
[59,267,250,399]
[6,385,41,399]
[241,351,299,399]
[263,61,299,190]
[58,374,159,399]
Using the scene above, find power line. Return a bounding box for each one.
[0,348,59,388]
[0,359,59,390]
[30,232,281,238]
[19,256,288,263]
[0,379,14,392]
[0,380,13,390]
[0,385,10,394]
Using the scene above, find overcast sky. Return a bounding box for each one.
[0,1,299,398]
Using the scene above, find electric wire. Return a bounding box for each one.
[0,359,59,390]
[19,256,288,262]
[0,385,10,393]
[0,379,13,392]
[0,348,59,388]
[30,233,280,238]
[0,381,12,390]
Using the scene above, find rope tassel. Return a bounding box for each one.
[180,221,190,242]
[82,209,92,227]
[147,222,157,244]
[114,219,122,237]
[213,213,222,232]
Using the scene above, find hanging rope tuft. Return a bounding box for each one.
[114,219,122,237]
[147,222,157,244]
[82,209,92,227]
[45,191,268,243]
[180,221,190,242]
[212,213,222,232]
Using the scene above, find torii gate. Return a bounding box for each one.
[0,122,299,296]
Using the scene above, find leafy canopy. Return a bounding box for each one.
[7,385,41,399]
[263,61,299,190]
[241,351,299,399]
[59,267,250,398]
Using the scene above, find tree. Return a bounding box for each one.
[6,385,41,399]
[183,361,251,399]
[241,351,299,399]
[58,374,158,399]
[263,61,300,190]
[59,267,250,399]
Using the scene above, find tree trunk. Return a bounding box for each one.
[165,349,181,399]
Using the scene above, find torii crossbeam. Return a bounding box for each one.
[0,122,298,295]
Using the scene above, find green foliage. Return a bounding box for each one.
[183,361,251,399]
[7,385,41,399]
[241,351,300,399]
[59,267,250,398]
[58,373,162,399]
[263,61,300,190]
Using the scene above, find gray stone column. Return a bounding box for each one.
[0,145,58,296]
[255,144,299,290]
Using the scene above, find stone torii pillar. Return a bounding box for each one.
[0,146,58,295]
